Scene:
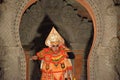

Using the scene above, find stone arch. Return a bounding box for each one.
[12,0,103,80]
[76,0,104,80]
[17,0,102,80]
[19,1,93,79]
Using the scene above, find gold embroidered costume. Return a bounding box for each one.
[36,27,73,80]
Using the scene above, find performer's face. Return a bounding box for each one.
[50,42,60,52]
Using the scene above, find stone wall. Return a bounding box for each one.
[84,0,120,80]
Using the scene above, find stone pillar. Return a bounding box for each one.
[0,0,27,80]
[70,42,87,80]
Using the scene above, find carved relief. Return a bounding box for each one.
[106,4,117,16]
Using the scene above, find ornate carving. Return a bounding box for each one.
[84,0,104,79]
[11,0,31,80]
[106,4,117,16]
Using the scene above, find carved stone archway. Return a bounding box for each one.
[18,0,102,80]
[20,0,94,79]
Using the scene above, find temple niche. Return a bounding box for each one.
[19,0,93,80]
[0,0,120,80]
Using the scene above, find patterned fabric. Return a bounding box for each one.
[36,47,73,80]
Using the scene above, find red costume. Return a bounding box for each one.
[36,46,72,80]
[34,27,73,80]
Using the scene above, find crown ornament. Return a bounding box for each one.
[45,27,64,47]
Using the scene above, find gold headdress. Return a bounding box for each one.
[45,27,64,47]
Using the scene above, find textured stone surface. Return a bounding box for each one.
[0,46,25,80]
[84,0,120,80]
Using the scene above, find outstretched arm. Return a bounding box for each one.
[31,49,45,60]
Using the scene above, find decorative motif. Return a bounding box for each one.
[52,55,64,62]
[46,64,50,70]
[13,0,31,80]
[106,4,117,16]
[61,63,65,69]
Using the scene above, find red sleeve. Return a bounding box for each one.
[36,48,50,60]
[36,49,45,60]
